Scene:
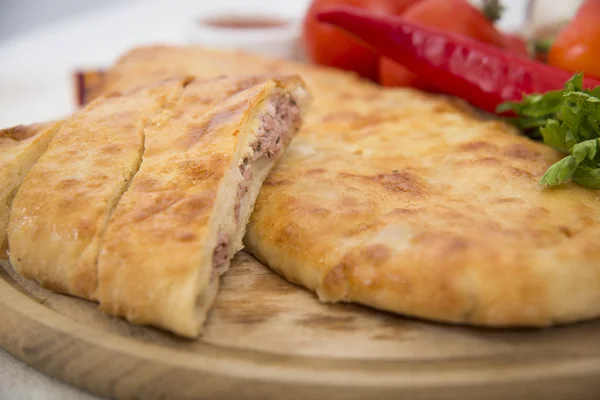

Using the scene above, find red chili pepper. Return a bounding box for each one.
[317,6,600,114]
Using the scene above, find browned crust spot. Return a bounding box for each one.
[508,167,534,180]
[263,179,293,187]
[458,141,499,152]
[360,244,392,263]
[492,197,524,204]
[385,207,423,216]
[340,171,426,196]
[0,125,40,141]
[183,100,250,149]
[180,154,227,182]
[321,262,350,301]
[503,143,541,161]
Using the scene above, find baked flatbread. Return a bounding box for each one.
[98,45,600,327]
[95,75,308,337]
[0,122,61,259]
[8,78,186,298]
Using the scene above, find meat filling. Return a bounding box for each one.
[212,231,230,272]
[212,94,300,272]
[234,94,300,219]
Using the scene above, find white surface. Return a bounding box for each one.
[0,1,526,399]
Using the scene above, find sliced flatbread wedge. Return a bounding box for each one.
[98,45,600,327]
[1,122,61,259]
[95,75,309,337]
[8,78,187,298]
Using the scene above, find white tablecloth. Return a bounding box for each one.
[0,0,525,398]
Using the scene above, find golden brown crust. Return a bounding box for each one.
[0,122,60,259]
[1,124,45,141]
[95,75,308,337]
[246,105,600,327]
[101,45,373,102]
[99,45,600,327]
[7,78,187,298]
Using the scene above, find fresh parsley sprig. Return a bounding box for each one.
[498,73,600,189]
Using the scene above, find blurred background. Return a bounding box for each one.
[0,0,121,39]
[0,0,313,127]
[0,0,575,127]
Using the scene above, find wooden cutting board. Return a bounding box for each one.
[1,253,599,400]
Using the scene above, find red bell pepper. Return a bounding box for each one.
[317,6,600,114]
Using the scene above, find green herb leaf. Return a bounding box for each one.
[572,139,599,164]
[540,155,578,186]
[499,73,600,189]
[495,101,521,114]
[540,119,567,152]
[565,73,583,91]
[496,90,563,118]
[590,86,600,98]
[572,166,600,189]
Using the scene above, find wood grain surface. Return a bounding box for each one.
[1,254,600,400]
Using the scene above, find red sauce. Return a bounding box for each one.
[200,15,288,29]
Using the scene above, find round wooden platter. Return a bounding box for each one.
[1,254,600,400]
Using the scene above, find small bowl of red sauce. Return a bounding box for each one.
[187,13,303,61]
